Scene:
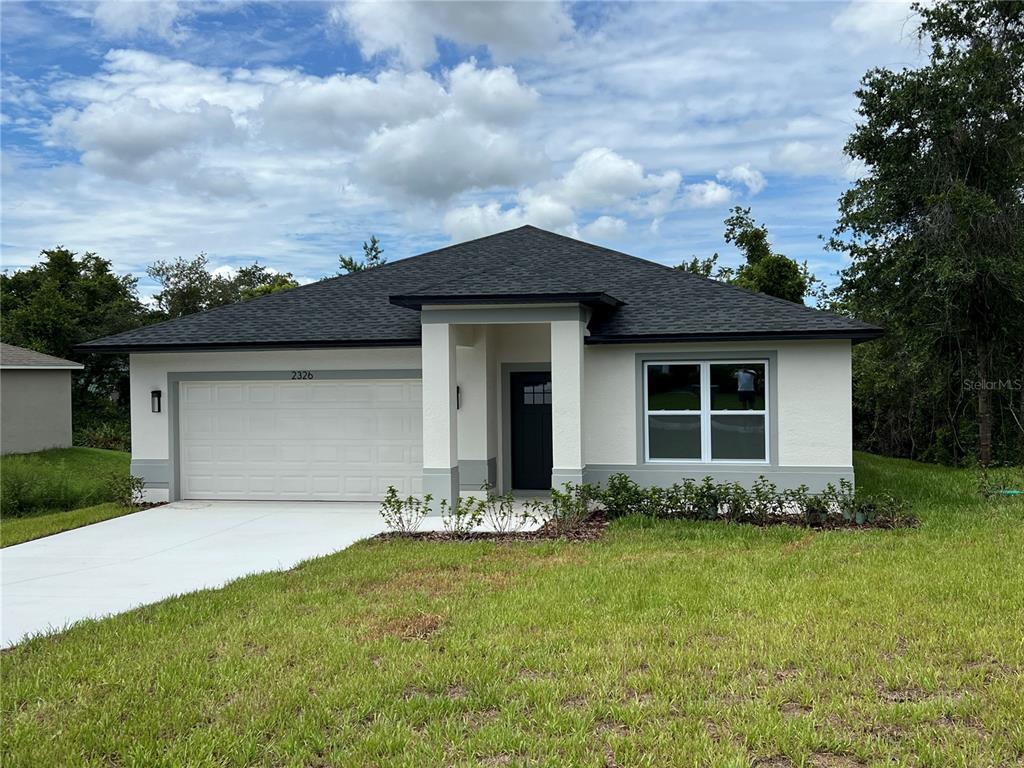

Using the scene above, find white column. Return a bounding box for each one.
[421,322,459,513]
[550,318,586,488]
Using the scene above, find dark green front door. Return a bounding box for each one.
[510,371,553,490]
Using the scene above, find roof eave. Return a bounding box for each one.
[73,338,423,355]
[586,328,884,345]
[389,291,625,311]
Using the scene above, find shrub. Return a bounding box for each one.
[479,483,533,533]
[379,487,431,533]
[106,473,145,509]
[75,421,131,452]
[440,495,484,537]
[546,482,598,535]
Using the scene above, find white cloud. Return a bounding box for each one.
[680,180,732,208]
[832,0,919,49]
[360,112,547,201]
[717,164,766,195]
[442,147,684,241]
[259,69,447,148]
[770,141,843,176]
[582,215,627,240]
[330,1,574,67]
[92,1,189,42]
[449,61,539,124]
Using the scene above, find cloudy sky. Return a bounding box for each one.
[1,0,925,299]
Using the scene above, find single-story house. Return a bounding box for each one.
[1,342,84,455]
[79,226,881,509]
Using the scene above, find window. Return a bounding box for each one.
[523,381,552,405]
[644,360,768,463]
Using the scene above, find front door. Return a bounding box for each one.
[510,371,553,490]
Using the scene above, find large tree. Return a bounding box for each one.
[0,247,148,416]
[678,207,818,304]
[147,254,299,319]
[831,0,1024,465]
[337,235,386,275]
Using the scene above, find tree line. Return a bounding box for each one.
[0,239,387,448]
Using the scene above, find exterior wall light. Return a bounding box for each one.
[456,385,462,410]
[151,389,162,413]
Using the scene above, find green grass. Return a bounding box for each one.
[0,503,134,548]
[3,454,1023,767]
[0,447,130,516]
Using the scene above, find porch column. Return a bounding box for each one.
[550,318,586,488]
[421,322,459,513]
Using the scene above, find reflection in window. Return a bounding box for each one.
[646,363,701,410]
[710,363,765,410]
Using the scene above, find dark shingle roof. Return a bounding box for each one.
[0,342,84,369]
[79,226,880,352]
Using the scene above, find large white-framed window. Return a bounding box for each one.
[643,359,769,464]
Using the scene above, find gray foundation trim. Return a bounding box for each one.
[459,457,497,490]
[166,369,423,502]
[131,459,169,489]
[422,466,459,515]
[551,468,584,488]
[422,306,587,325]
[583,464,855,493]
[500,362,552,494]
[634,350,780,467]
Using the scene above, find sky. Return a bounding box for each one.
[0,0,927,300]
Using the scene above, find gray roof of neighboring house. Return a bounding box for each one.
[79,226,881,353]
[0,342,84,369]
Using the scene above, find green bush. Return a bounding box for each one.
[379,487,431,534]
[75,421,131,452]
[596,473,915,529]
[105,473,145,510]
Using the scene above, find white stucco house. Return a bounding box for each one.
[80,226,881,509]
[0,343,84,455]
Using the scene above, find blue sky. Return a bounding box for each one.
[1,1,924,300]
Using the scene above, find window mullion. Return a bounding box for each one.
[701,361,710,462]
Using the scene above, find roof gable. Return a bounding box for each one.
[79,226,880,352]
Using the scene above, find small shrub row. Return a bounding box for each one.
[378,476,915,535]
[75,421,132,452]
[597,475,915,528]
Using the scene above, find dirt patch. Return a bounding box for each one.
[478,755,514,766]
[779,701,811,718]
[594,718,630,738]
[782,535,816,554]
[809,753,866,767]
[879,686,966,704]
[774,667,800,682]
[374,513,610,543]
[563,695,588,710]
[465,707,500,727]
[444,684,468,701]
[753,758,796,768]
[383,612,445,641]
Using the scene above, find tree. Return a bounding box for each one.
[147,254,298,319]
[337,235,386,275]
[677,208,818,305]
[830,0,1024,465]
[0,247,148,421]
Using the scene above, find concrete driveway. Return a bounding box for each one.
[1,501,414,647]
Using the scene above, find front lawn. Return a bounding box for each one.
[2,454,1022,767]
[0,503,135,548]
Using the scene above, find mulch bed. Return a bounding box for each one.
[374,512,610,543]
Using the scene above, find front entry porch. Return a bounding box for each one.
[417,305,589,512]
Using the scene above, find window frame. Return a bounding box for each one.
[642,359,770,464]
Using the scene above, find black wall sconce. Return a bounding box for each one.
[151,389,162,413]
[456,386,462,410]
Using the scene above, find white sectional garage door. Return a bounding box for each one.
[178,379,422,501]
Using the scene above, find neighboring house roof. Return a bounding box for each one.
[79,226,881,353]
[0,342,84,370]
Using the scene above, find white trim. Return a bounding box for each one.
[643,359,770,464]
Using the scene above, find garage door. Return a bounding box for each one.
[178,379,423,501]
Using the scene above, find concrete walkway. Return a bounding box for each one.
[1,501,405,647]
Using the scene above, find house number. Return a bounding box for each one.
[291,370,314,380]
